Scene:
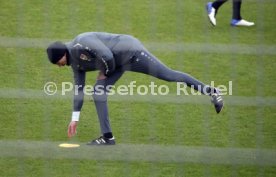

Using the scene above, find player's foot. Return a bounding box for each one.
[211,88,224,114]
[87,136,116,145]
[231,19,255,27]
[206,2,216,26]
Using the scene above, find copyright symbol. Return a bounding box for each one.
[44,82,57,95]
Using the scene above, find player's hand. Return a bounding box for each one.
[67,121,78,138]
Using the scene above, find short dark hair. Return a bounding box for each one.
[46,41,67,64]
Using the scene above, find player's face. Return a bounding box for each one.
[56,54,67,67]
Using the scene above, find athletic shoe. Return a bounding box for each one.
[211,88,224,114]
[206,2,216,26]
[87,136,116,145]
[231,19,255,27]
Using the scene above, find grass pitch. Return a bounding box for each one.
[0,0,275,177]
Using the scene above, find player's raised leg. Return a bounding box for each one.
[124,50,224,113]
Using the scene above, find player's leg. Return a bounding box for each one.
[232,0,242,20]
[124,50,223,113]
[206,0,228,26]
[212,0,228,10]
[88,69,124,145]
[231,0,254,26]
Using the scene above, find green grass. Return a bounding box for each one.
[0,0,276,177]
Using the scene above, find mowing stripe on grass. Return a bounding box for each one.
[0,88,275,106]
[0,140,275,166]
[0,36,276,55]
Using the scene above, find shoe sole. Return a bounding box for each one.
[231,24,255,27]
[216,104,224,114]
[208,17,216,27]
[86,141,116,146]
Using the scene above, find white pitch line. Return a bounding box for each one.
[146,42,276,55]
[0,140,275,166]
[0,88,275,106]
[0,36,276,55]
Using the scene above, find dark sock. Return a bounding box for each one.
[232,0,242,20]
[104,132,113,139]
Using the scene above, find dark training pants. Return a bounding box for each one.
[93,49,211,135]
[212,0,242,20]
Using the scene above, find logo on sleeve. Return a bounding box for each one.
[80,53,91,61]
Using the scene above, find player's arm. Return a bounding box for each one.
[68,69,86,138]
[78,37,116,76]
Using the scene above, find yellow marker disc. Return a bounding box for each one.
[59,143,80,148]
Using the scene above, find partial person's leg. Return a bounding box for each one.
[212,0,228,12]
[230,0,254,26]
[206,0,228,26]
[92,70,124,138]
[232,0,242,20]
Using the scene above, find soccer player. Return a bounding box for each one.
[46,32,223,145]
[206,0,255,26]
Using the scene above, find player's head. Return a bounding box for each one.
[46,41,67,66]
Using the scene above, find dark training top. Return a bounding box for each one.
[65,32,145,111]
